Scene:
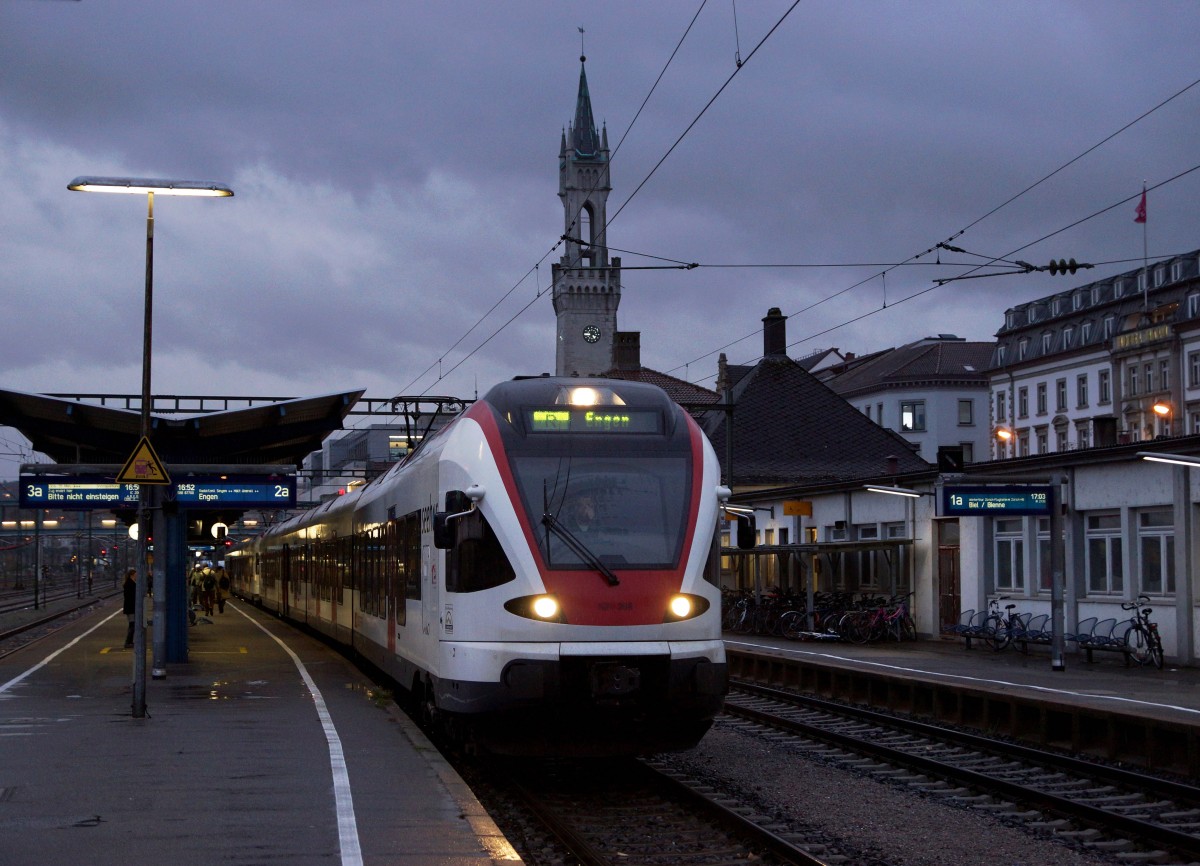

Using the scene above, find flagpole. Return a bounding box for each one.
[1137,181,1148,310]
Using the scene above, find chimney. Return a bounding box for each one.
[716,353,728,396]
[613,331,641,371]
[763,307,787,357]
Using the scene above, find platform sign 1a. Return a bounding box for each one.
[941,485,1053,517]
[19,476,141,509]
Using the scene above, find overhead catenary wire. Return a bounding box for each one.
[395,0,799,399]
[664,75,1200,382]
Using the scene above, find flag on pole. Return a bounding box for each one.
[1134,187,1147,223]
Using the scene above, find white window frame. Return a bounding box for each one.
[993,517,1025,592]
[1138,510,1175,596]
[1085,513,1123,595]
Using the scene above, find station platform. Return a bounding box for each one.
[0,596,522,866]
[724,632,1200,776]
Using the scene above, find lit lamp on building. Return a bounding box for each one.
[995,426,1014,458]
[1152,401,1172,436]
[68,176,233,718]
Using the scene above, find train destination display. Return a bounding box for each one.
[941,485,1053,517]
[19,475,296,509]
[527,408,661,433]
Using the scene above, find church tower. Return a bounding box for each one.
[552,54,621,376]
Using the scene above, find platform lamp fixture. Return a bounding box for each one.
[68,176,233,719]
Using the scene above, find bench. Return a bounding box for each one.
[1069,616,1136,665]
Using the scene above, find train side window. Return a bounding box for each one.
[446,509,515,593]
[405,514,422,601]
[703,523,721,587]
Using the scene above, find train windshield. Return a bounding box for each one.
[509,455,691,571]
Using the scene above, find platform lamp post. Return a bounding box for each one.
[68,176,233,718]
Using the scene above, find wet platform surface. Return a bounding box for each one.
[0,597,521,866]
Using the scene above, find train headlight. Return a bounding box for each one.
[665,594,710,622]
[532,596,559,619]
[504,595,566,622]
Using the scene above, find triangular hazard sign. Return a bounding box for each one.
[117,437,172,485]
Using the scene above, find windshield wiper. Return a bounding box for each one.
[542,512,620,586]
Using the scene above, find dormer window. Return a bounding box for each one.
[996,345,1007,366]
[1154,266,1166,287]
[1062,325,1075,348]
[1074,288,1090,309]
[1041,332,1052,353]
[1081,321,1093,342]
[1189,293,1200,318]
[1054,298,1067,316]
[1138,271,1148,292]
[1114,279,1125,297]
[1005,310,1017,329]
[1103,315,1115,338]
[1017,338,1029,360]
[1172,261,1185,282]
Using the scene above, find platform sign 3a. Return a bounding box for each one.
[117,437,171,485]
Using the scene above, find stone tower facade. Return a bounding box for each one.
[552,55,622,376]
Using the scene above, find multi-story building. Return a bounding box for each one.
[990,250,1200,459]
[816,335,994,463]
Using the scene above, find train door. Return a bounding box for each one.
[386,521,397,654]
[936,519,961,635]
[281,544,291,618]
[421,540,436,635]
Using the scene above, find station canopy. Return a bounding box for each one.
[0,387,364,467]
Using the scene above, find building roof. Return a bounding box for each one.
[700,355,931,487]
[601,367,719,409]
[822,337,993,397]
[571,56,602,159]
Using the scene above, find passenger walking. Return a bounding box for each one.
[189,565,204,609]
[215,565,230,613]
[201,566,216,616]
[122,568,137,648]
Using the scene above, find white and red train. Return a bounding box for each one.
[228,376,729,754]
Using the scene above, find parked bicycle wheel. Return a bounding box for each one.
[898,613,917,641]
[839,611,869,644]
[1126,623,1164,669]
[982,614,1012,651]
[778,609,805,640]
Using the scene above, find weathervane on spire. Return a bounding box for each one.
[578,26,585,62]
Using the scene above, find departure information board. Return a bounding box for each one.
[19,476,140,509]
[19,475,296,509]
[941,485,1053,516]
[172,477,296,508]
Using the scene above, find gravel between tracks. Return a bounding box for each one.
[657,721,1122,866]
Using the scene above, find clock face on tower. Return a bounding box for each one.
[582,325,601,343]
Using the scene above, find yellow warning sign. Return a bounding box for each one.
[117,437,171,485]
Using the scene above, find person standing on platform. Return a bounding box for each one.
[189,564,204,609]
[215,564,230,613]
[122,568,137,648]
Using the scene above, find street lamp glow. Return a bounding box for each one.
[1137,451,1200,468]
[864,484,923,498]
[1152,402,1171,417]
[995,427,1014,442]
[67,176,234,197]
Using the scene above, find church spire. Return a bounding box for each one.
[572,56,600,159]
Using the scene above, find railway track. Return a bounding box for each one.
[0,592,117,658]
[725,681,1200,864]
[462,755,880,866]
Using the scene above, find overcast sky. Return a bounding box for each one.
[2,1,1199,477]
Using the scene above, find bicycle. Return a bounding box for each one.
[1122,594,1164,669]
[982,596,1022,652]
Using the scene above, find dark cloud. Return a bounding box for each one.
[2,1,1199,476]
